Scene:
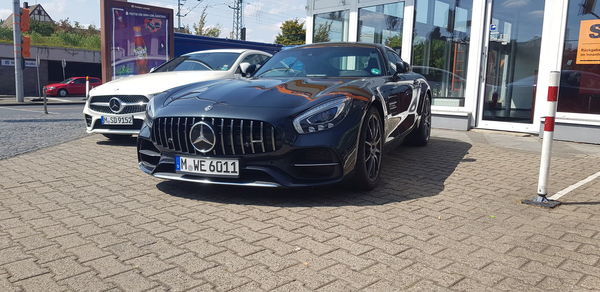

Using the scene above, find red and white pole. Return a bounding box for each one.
[85,76,90,100]
[523,71,561,208]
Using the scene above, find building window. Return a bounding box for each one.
[358,2,404,53]
[412,0,473,107]
[313,10,349,43]
[558,0,600,115]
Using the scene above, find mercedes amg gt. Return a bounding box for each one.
[138,43,431,189]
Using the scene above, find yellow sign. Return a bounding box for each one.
[576,19,600,64]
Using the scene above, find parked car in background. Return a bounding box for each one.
[44,77,102,97]
[138,43,431,190]
[83,49,272,140]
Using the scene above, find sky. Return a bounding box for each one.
[0,0,307,43]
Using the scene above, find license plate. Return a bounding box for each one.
[101,116,133,125]
[175,156,240,177]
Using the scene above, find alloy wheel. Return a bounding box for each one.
[364,113,383,180]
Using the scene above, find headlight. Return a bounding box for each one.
[47,87,55,90]
[293,97,351,134]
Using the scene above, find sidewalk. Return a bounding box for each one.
[0,95,86,106]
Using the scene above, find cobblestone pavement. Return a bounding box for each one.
[0,129,599,291]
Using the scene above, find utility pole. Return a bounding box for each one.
[177,0,186,29]
[12,0,24,103]
[229,0,243,40]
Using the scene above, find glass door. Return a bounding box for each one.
[477,0,546,132]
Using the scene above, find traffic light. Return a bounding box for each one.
[22,36,31,58]
[20,8,30,32]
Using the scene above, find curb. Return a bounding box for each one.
[0,102,86,106]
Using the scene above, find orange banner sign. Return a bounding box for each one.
[576,19,600,64]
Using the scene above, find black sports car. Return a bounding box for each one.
[138,43,431,189]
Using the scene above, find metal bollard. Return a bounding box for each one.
[522,71,561,208]
[43,88,48,115]
[85,76,90,100]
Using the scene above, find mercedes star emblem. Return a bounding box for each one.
[108,97,124,114]
[189,121,216,153]
[204,105,213,112]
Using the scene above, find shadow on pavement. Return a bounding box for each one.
[96,136,138,147]
[156,137,472,207]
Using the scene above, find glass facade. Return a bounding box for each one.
[412,0,472,107]
[559,0,600,115]
[313,10,350,43]
[358,2,404,53]
[307,0,600,139]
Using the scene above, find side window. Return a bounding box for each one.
[386,50,402,72]
[257,55,270,65]
[73,78,86,84]
[241,54,257,65]
[237,54,265,73]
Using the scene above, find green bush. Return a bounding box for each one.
[0,26,13,41]
[30,20,56,36]
[0,20,99,51]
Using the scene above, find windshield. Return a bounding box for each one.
[153,52,240,72]
[254,46,385,78]
[60,78,75,84]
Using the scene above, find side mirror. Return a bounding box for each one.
[395,61,411,74]
[239,62,257,77]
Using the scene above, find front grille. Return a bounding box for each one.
[89,95,148,114]
[152,117,281,156]
[90,95,148,103]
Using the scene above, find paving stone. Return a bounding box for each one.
[165,253,216,274]
[85,256,133,278]
[107,270,158,292]
[125,254,175,277]
[43,257,90,280]
[198,266,251,291]
[3,259,48,282]
[150,268,205,291]
[15,273,66,292]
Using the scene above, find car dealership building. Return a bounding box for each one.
[306,0,600,144]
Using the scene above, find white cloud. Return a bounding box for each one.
[0,8,12,20]
[528,10,544,18]
[502,0,528,8]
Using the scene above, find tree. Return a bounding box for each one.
[192,7,221,37]
[274,19,305,45]
[313,22,331,43]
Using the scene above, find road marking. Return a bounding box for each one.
[47,97,78,102]
[0,106,58,114]
[549,170,600,200]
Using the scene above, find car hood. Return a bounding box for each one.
[89,70,232,96]
[162,77,373,111]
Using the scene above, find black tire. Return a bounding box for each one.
[102,134,132,140]
[353,107,384,191]
[404,95,431,146]
[58,89,68,97]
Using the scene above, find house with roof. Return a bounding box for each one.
[2,3,53,28]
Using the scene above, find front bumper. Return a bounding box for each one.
[137,114,362,188]
[43,88,58,96]
[83,97,147,135]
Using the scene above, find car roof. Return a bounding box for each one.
[183,49,269,55]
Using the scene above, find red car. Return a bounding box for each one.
[43,77,102,97]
